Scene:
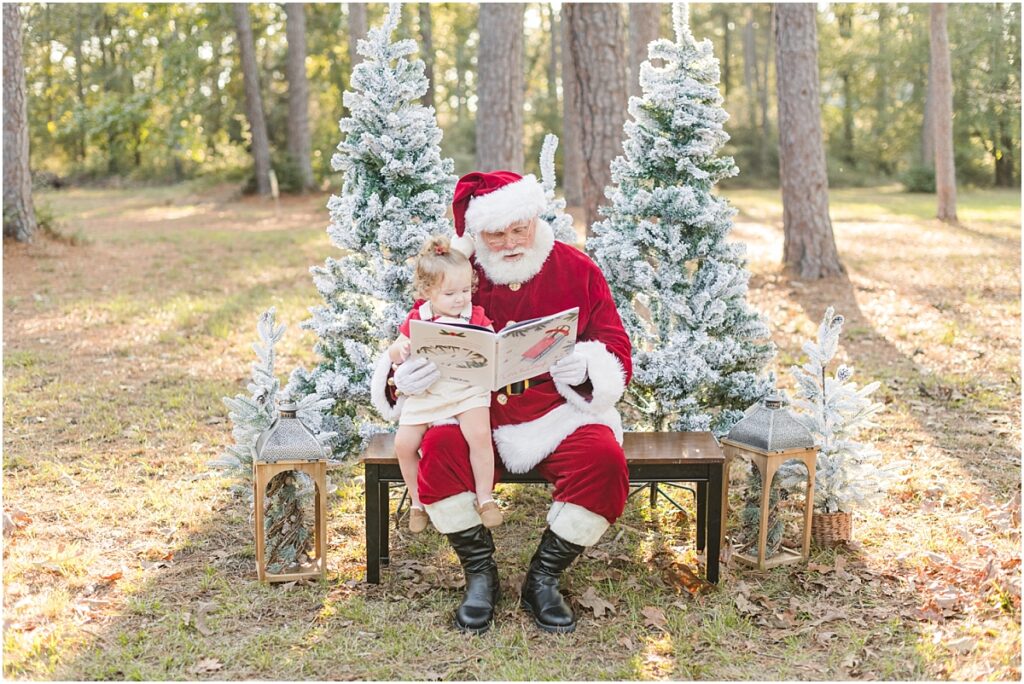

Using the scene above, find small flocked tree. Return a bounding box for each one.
[288,2,457,458]
[588,3,774,435]
[539,134,580,245]
[777,308,894,513]
[216,309,335,571]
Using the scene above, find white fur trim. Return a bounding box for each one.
[547,501,610,547]
[493,402,623,474]
[370,351,404,421]
[554,340,627,416]
[473,218,555,286]
[450,234,475,259]
[424,491,481,533]
[465,174,547,236]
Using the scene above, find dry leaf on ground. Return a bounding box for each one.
[641,606,668,631]
[188,658,223,674]
[577,586,615,618]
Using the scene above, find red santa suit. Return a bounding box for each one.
[370,173,631,547]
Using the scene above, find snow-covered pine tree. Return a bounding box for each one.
[288,2,457,457]
[539,134,579,245]
[777,307,895,513]
[588,3,774,435]
[216,308,335,571]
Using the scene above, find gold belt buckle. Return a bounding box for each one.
[505,378,530,396]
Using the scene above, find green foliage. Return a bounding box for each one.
[18,3,1022,189]
[902,165,936,193]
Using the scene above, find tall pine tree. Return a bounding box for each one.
[289,1,457,456]
[589,3,774,435]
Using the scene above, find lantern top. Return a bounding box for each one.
[255,397,325,463]
[723,392,816,453]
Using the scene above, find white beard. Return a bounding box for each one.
[473,218,556,285]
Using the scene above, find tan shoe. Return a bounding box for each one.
[478,500,503,528]
[409,507,429,534]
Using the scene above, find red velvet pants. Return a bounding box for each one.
[417,423,629,524]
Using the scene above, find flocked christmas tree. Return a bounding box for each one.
[287,2,457,457]
[777,308,896,513]
[216,308,335,572]
[588,3,774,435]
[539,134,580,245]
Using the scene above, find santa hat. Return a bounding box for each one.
[452,171,548,254]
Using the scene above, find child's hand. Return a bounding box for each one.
[399,341,411,362]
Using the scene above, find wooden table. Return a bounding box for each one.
[359,431,726,584]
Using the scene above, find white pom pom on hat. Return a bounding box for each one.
[450,233,475,259]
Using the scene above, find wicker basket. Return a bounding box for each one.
[811,511,852,547]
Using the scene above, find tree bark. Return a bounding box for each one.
[3,4,36,242]
[348,3,367,73]
[773,4,843,279]
[233,3,272,196]
[720,7,732,97]
[285,3,314,191]
[560,6,584,206]
[628,4,660,102]
[475,3,524,171]
[546,3,558,103]
[418,4,435,109]
[929,3,957,222]
[564,3,627,236]
[921,59,934,167]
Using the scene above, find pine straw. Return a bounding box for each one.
[3,184,1019,680]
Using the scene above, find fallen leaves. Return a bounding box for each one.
[576,586,615,618]
[188,658,223,675]
[3,507,32,537]
[641,606,667,631]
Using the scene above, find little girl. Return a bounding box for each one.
[389,235,503,533]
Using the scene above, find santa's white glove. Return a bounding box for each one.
[394,357,440,396]
[549,352,588,386]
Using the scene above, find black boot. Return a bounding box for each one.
[446,525,500,634]
[520,528,584,633]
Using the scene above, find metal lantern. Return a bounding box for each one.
[721,392,818,570]
[253,397,328,582]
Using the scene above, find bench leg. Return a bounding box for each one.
[696,481,707,552]
[364,466,380,584]
[705,464,723,584]
[379,480,390,567]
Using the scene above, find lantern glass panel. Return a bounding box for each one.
[262,471,320,575]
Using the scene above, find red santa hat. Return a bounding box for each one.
[449,171,547,257]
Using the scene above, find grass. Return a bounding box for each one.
[3,182,1020,680]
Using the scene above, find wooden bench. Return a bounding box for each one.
[359,431,727,584]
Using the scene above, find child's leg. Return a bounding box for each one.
[456,407,496,505]
[394,424,429,507]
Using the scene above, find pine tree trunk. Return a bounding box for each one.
[233,4,272,197]
[921,60,934,167]
[72,5,88,161]
[348,3,367,73]
[628,4,660,102]
[929,3,957,222]
[873,4,890,172]
[285,3,314,192]
[475,3,524,171]
[418,3,435,109]
[756,9,773,176]
[743,12,760,173]
[546,4,558,103]
[560,7,584,206]
[564,2,627,236]
[773,3,843,279]
[3,4,37,242]
[720,8,732,97]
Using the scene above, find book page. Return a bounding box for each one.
[494,308,579,388]
[408,320,497,388]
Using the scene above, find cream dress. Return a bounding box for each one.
[399,301,493,426]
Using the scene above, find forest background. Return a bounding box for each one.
[19,2,1022,195]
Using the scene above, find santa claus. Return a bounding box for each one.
[370,170,631,634]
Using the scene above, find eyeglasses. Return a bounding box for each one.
[480,219,535,249]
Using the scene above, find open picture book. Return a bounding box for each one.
[408,307,579,391]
